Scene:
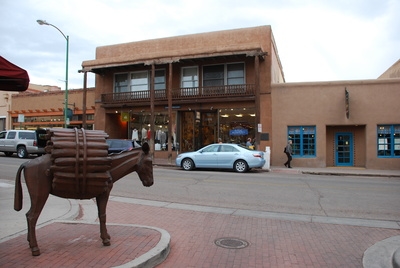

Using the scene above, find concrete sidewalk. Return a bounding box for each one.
[1,163,399,267]
[153,157,400,178]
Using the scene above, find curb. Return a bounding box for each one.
[153,163,400,177]
[363,236,400,268]
[64,200,171,268]
[111,224,171,268]
[301,171,400,178]
[53,221,171,268]
[393,247,400,268]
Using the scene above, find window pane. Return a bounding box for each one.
[114,73,129,93]
[182,67,198,88]
[227,78,244,85]
[203,65,224,86]
[227,63,244,85]
[394,126,400,156]
[155,70,166,90]
[131,71,148,91]
[203,144,219,152]
[378,125,400,157]
[227,63,244,78]
[288,126,316,156]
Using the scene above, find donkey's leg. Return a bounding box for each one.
[96,190,111,246]
[25,208,32,243]
[25,191,49,256]
[24,156,52,256]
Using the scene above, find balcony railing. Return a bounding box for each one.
[101,84,255,104]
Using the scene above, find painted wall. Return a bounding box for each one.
[271,79,400,170]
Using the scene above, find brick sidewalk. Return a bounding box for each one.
[106,201,399,267]
[0,222,160,267]
[1,199,399,267]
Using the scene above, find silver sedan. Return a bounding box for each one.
[175,143,266,173]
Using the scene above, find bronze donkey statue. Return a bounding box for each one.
[14,129,153,256]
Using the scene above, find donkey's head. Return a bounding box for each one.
[137,142,153,187]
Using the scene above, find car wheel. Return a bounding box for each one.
[182,158,194,171]
[234,160,248,173]
[4,152,13,157]
[17,146,28,158]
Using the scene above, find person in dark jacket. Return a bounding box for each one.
[284,140,293,168]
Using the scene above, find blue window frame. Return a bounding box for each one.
[377,125,400,157]
[288,126,316,157]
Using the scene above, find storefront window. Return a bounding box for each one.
[181,111,196,151]
[0,117,5,131]
[377,125,400,157]
[129,112,176,151]
[202,112,216,146]
[288,126,316,157]
[219,108,255,145]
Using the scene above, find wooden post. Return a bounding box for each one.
[150,63,155,157]
[168,62,173,163]
[254,55,260,150]
[82,71,87,129]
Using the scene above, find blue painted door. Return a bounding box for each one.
[335,133,353,166]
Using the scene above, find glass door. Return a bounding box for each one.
[335,132,353,166]
[180,111,217,152]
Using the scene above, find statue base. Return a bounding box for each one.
[0,221,170,267]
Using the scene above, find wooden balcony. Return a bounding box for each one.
[100,84,255,107]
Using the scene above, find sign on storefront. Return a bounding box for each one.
[229,128,248,136]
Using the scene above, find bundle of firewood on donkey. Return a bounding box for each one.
[45,128,112,199]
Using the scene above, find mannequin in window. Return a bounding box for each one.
[142,127,147,141]
[132,128,138,141]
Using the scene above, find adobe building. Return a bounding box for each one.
[272,78,400,170]
[10,87,96,130]
[81,25,399,170]
[82,25,283,161]
[378,59,400,79]
[0,91,18,130]
[1,84,62,130]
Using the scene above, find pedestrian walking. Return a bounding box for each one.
[284,140,293,168]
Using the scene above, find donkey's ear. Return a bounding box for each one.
[142,142,150,154]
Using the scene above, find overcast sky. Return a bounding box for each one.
[1,0,399,90]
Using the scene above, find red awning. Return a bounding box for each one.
[0,56,30,91]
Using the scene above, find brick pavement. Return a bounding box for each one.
[1,198,399,267]
[0,222,161,267]
[104,200,399,267]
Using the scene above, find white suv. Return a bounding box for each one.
[0,129,47,158]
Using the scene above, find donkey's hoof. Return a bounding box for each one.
[103,239,111,246]
[31,247,41,256]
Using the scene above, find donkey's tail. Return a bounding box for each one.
[14,163,25,211]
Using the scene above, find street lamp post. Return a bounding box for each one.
[37,19,69,128]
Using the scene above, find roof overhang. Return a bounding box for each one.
[82,49,267,74]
